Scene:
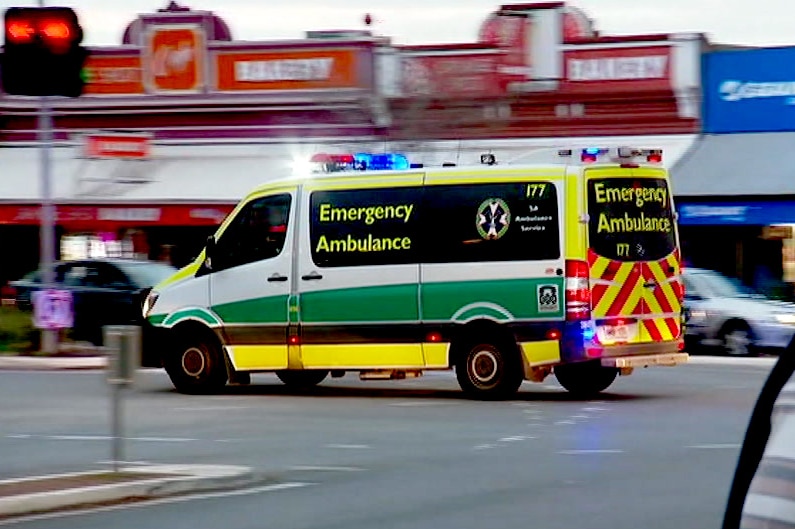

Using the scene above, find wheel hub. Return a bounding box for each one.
[182,347,206,377]
[471,350,498,383]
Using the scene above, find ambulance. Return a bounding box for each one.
[143,147,688,399]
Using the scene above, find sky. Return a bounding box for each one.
[0,0,792,48]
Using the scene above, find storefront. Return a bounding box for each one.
[672,46,795,297]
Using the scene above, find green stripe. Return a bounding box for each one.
[301,284,419,323]
[422,278,565,321]
[148,314,167,326]
[212,295,290,325]
[161,307,221,327]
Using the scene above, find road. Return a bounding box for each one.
[0,360,773,529]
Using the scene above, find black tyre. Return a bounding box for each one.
[276,370,329,388]
[455,340,523,400]
[719,321,756,357]
[555,361,618,398]
[164,333,228,394]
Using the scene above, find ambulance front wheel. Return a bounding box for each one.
[455,340,523,400]
[164,332,229,395]
[554,361,618,399]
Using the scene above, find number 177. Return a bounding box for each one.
[616,243,630,257]
[526,183,548,198]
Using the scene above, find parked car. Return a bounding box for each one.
[11,258,177,363]
[683,267,795,356]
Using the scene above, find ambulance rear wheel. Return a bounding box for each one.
[276,370,329,389]
[165,333,228,395]
[555,361,618,398]
[455,340,523,400]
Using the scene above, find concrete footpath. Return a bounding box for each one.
[0,353,779,371]
[0,464,259,519]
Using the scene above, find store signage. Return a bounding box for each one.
[562,45,672,92]
[82,55,144,96]
[84,133,151,160]
[143,24,207,94]
[215,48,362,91]
[400,51,502,98]
[0,205,233,226]
[704,47,795,133]
[678,201,795,225]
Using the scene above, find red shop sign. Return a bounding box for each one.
[562,45,673,93]
[0,204,235,227]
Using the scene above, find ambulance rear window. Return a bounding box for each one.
[587,177,675,262]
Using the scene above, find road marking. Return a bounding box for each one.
[6,434,198,443]
[95,460,152,466]
[555,420,576,425]
[324,444,370,449]
[0,482,313,525]
[172,406,251,412]
[570,415,591,419]
[688,444,741,450]
[389,401,447,407]
[558,449,624,455]
[288,465,365,472]
[498,436,536,442]
[583,407,609,412]
[473,444,496,450]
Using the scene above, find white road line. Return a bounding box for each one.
[555,420,576,425]
[6,434,198,443]
[558,449,625,455]
[570,415,591,419]
[583,407,609,412]
[473,444,496,450]
[172,406,251,411]
[0,482,313,526]
[288,465,365,472]
[498,436,536,442]
[95,460,152,466]
[688,444,741,450]
[388,401,447,407]
[324,444,371,449]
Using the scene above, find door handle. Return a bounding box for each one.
[301,271,323,281]
[267,274,288,283]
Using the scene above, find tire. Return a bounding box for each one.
[555,361,618,399]
[276,370,329,388]
[455,340,523,400]
[164,333,228,394]
[719,322,756,357]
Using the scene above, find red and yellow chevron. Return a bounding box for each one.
[587,248,683,343]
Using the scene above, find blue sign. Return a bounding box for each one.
[678,201,795,225]
[703,47,795,134]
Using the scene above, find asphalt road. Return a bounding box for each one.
[0,360,774,529]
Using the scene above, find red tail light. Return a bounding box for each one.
[565,259,591,321]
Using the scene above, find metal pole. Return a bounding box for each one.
[38,96,58,355]
[112,384,122,472]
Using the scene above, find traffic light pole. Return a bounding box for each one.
[38,96,58,355]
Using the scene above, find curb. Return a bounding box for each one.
[686,356,778,367]
[0,356,107,371]
[0,464,258,519]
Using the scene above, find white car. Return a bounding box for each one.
[683,268,795,356]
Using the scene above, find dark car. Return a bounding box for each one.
[11,258,177,361]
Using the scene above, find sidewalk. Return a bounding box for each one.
[0,464,257,519]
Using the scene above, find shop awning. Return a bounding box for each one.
[671,132,795,196]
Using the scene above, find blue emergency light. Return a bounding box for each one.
[309,152,411,173]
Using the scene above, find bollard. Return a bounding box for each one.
[103,325,142,473]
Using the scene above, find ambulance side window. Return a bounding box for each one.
[213,194,292,272]
[421,182,561,263]
[309,187,422,267]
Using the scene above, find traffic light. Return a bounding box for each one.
[1,7,89,97]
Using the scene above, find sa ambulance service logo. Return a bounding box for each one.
[476,198,511,240]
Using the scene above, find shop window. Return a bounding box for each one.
[309,187,422,268]
[213,194,292,272]
[421,182,561,263]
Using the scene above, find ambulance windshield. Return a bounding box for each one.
[587,177,676,262]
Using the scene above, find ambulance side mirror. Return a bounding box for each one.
[204,236,216,270]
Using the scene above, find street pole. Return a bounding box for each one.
[37,0,58,355]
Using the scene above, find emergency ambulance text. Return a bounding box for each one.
[315,202,416,255]
[318,203,414,225]
[593,182,667,208]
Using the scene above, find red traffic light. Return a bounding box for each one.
[4,7,82,48]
